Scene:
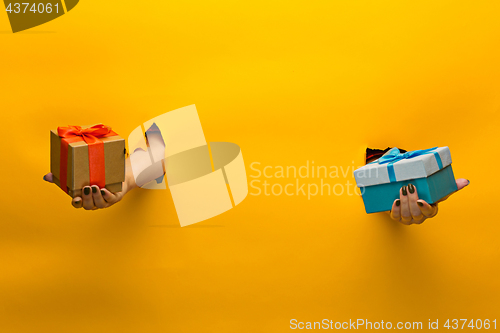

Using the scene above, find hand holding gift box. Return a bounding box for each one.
[43,105,248,221]
[45,122,165,210]
[354,147,469,224]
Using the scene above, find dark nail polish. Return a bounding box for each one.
[402,186,407,196]
[74,200,80,204]
[92,186,97,193]
[408,183,415,194]
[43,175,46,181]
[100,190,105,196]
[417,202,424,207]
[84,187,90,195]
[467,179,470,185]
[396,199,400,206]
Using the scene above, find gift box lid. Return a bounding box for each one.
[354,146,452,187]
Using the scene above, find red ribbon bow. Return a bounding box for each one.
[58,124,117,194]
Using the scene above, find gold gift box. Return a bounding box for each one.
[50,126,126,198]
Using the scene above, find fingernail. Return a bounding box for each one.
[467,179,470,185]
[74,200,80,204]
[92,186,97,193]
[396,199,400,206]
[402,186,407,196]
[417,201,424,207]
[84,187,90,195]
[43,175,46,181]
[408,183,415,194]
[100,190,105,196]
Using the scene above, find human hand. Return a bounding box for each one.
[44,123,167,210]
[43,158,139,210]
[388,178,470,225]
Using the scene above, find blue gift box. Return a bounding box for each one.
[354,147,458,214]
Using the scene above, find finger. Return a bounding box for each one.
[399,219,412,225]
[400,185,412,224]
[82,186,95,210]
[391,199,411,225]
[456,178,470,191]
[43,173,54,183]
[100,187,119,205]
[91,186,108,209]
[72,197,83,209]
[417,200,438,218]
[390,199,401,221]
[407,183,424,222]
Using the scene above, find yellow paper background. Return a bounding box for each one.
[0,1,498,332]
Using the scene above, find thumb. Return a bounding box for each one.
[456,178,470,191]
[43,173,54,183]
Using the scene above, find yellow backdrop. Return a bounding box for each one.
[1,0,498,332]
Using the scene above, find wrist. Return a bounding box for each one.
[124,174,138,193]
[123,157,138,193]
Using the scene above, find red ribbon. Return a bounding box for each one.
[58,124,117,194]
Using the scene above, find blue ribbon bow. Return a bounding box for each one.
[375,147,443,183]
